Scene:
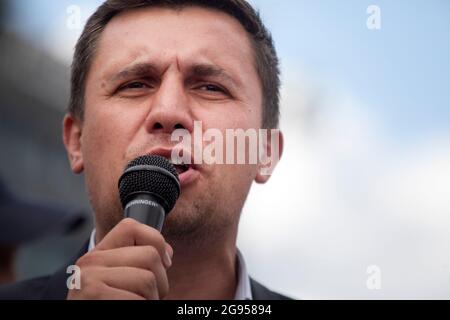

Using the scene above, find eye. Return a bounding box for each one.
[120,81,149,90]
[193,83,232,100]
[198,84,225,93]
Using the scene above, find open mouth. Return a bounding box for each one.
[173,163,191,176]
[144,147,200,186]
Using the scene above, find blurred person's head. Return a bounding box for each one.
[63,0,283,248]
[0,179,85,284]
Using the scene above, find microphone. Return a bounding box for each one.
[118,155,181,231]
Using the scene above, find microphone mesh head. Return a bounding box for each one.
[118,155,180,213]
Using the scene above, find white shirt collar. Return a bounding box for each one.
[88,229,252,300]
[234,248,252,300]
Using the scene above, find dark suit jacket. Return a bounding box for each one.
[0,242,291,300]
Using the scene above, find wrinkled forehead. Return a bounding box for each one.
[91,6,257,83]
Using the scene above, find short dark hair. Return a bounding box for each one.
[69,0,280,128]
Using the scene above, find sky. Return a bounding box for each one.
[4,0,450,299]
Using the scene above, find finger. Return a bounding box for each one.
[96,218,168,263]
[166,243,174,260]
[98,267,168,300]
[99,285,147,300]
[83,245,172,269]
[88,248,171,297]
[69,283,145,300]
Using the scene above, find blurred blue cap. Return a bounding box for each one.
[0,179,86,246]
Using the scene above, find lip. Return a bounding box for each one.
[145,147,200,188]
[177,166,200,187]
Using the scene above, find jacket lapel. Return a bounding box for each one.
[42,241,89,300]
[250,278,291,300]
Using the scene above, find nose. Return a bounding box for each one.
[144,75,194,134]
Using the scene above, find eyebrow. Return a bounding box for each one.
[107,62,240,89]
[187,64,240,89]
[109,62,159,83]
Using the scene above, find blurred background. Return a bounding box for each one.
[0,0,449,299]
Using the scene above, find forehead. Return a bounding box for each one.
[92,6,257,83]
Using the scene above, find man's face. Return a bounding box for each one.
[66,6,273,242]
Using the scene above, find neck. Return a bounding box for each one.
[165,236,238,300]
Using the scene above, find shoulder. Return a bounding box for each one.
[0,276,51,300]
[249,278,294,300]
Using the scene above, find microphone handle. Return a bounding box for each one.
[123,194,166,232]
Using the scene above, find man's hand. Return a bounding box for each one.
[67,218,173,300]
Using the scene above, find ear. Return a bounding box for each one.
[63,114,84,174]
[255,129,284,184]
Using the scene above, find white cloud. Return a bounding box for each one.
[237,67,450,299]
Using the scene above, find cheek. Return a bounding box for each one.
[215,163,257,212]
[82,115,122,168]
[81,99,141,166]
[80,107,135,212]
[200,105,261,131]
